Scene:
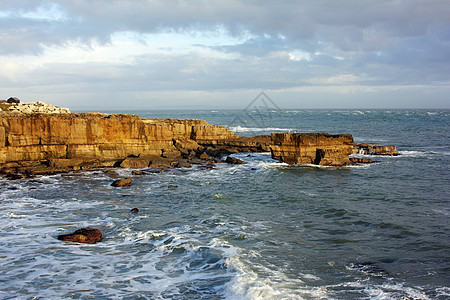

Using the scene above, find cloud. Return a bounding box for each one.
[0,0,449,108]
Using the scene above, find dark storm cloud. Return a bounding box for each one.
[3,0,449,56]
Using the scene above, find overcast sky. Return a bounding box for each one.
[1,0,449,110]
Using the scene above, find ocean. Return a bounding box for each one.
[0,109,449,299]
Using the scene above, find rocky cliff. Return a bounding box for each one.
[0,112,389,175]
[0,113,237,174]
[270,132,354,166]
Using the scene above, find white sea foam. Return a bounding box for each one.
[0,203,238,299]
[399,150,428,157]
[225,252,330,300]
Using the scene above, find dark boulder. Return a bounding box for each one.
[171,161,192,168]
[130,208,139,213]
[111,178,132,187]
[225,156,244,164]
[57,227,102,244]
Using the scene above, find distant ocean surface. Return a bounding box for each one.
[1,109,449,299]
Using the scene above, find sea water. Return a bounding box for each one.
[0,109,449,299]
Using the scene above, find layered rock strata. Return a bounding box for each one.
[0,113,237,174]
[270,132,354,166]
[0,112,387,175]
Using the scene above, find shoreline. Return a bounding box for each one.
[0,112,398,177]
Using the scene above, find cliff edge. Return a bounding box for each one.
[0,112,395,175]
[0,113,237,174]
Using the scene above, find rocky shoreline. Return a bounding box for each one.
[0,111,398,178]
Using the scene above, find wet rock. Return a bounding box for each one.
[120,157,151,168]
[189,158,203,164]
[149,159,172,168]
[198,152,211,160]
[103,170,117,175]
[57,227,102,244]
[130,208,139,213]
[111,178,132,187]
[168,185,178,189]
[6,173,27,180]
[225,156,244,164]
[353,144,399,156]
[131,170,145,175]
[350,157,377,164]
[171,161,192,168]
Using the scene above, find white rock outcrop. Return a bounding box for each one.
[7,101,70,114]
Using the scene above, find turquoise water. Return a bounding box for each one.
[0,110,449,299]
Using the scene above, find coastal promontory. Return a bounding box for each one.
[0,110,398,175]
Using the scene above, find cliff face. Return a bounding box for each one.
[0,112,370,173]
[0,113,237,168]
[270,133,354,166]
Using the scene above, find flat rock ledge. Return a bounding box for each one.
[353,144,399,156]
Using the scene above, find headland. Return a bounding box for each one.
[0,101,399,177]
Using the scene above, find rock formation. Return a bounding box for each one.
[5,101,70,114]
[225,156,245,164]
[0,111,391,174]
[353,144,399,156]
[111,178,132,187]
[349,157,376,164]
[0,113,238,174]
[57,228,102,244]
[270,133,354,166]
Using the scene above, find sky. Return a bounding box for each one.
[0,0,449,110]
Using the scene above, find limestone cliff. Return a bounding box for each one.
[270,133,354,166]
[0,112,382,174]
[0,113,237,173]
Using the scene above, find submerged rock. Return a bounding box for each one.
[171,161,192,168]
[225,156,244,164]
[131,170,145,175]
[111,178,132,187]
[57,227,102,244]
